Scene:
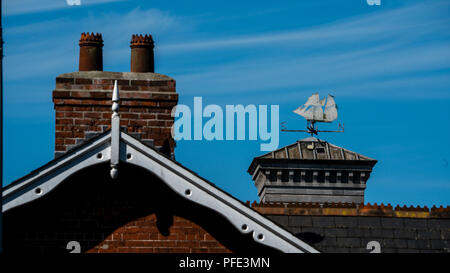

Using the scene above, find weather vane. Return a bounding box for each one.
[281,93,344,136]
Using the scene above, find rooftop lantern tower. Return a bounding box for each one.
[249,93,376,204]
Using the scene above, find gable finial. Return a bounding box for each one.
[112,80,120,106]
[110,80,120,179]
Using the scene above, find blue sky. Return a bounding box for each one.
[2,0,450,206]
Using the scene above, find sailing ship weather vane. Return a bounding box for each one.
[281,93,344,136]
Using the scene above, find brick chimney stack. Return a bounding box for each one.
[79,32,103,71]
[130,34,154,73]
[53,33,178,158]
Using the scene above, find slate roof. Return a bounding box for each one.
[248,137,377,175]
[258,137,376,161]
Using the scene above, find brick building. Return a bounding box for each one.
[1,33,449,253]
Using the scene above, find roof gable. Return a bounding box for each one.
[2,131,318,253]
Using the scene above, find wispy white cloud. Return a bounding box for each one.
[4,0,450,103]
[165,1,450,100]
[172,41,450,98]
[3,7,183,103]
[161,1,450,53]
[3,0,127,15]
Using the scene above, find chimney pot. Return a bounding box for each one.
[79,32,103,71]
[130,34,155,73]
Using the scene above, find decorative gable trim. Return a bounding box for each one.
[2,132,319,253]
[3,132,112,212]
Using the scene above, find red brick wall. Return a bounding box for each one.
[52,71,178,157]
[87,214,231,253]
